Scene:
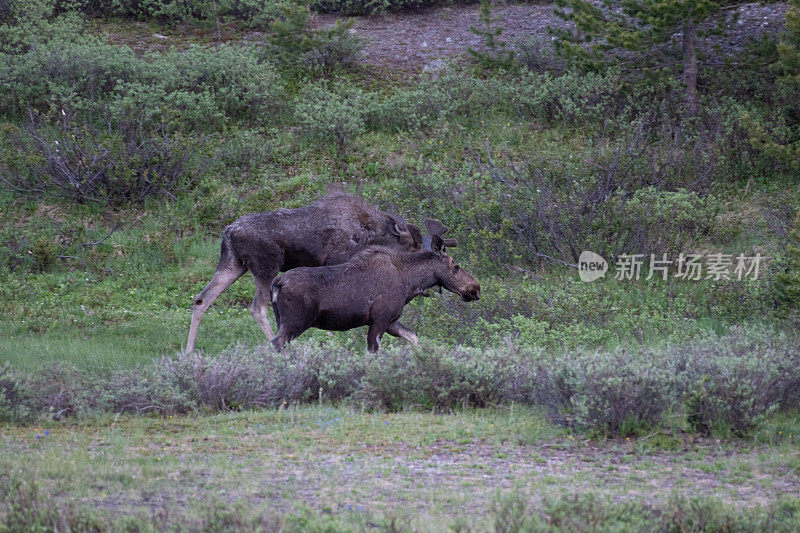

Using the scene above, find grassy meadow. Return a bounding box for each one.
[1,0,800,529]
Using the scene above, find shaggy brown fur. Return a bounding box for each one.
[186,192,425,352]
[270,236,480,352]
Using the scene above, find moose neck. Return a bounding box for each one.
[396,252,445,301]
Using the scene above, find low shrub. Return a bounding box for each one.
[22,362,93,419]
[294,83,366,151]
[0,33,143,119]
[267,4,364,76]
[0,115,207,207]
[309,0,448,16]
[0,362,30,422]
[514,34,562,73]
[96,363,196,415]
[683,328,800,437]
[550,349,679,437]
[512,69,621,127]
[154,44,286,129]
[490,491,800,532]
[775,208,800,320]
[3,327,798,438]
[67,0,290,26]
[0,31,286,130]
[352,345,540,411]
[0,476,104,532]
[364,69,479,133]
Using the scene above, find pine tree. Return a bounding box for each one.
[775,208,800,316]
[748,0,800,168]
[468,0,515,70]
[552,0,736,115]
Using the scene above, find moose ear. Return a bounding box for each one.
[388,216,409,237]
[430,235,444,255]
[443,238,457,248]
[407,224,423,249]
[425,218,449,237]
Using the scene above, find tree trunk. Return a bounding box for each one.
[682,17,698,116]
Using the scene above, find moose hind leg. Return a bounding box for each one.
[187,261,246,353]
[386,321,419,346]
[366,323,386,353]
[251,278,276,340]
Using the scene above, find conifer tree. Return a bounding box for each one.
[749,0,800,167]
[468,0,515,69]
[775,208,800,316]
[553,0,739,115]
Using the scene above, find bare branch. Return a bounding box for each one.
[82,224,123,248]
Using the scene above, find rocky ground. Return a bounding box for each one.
[313,1,789,71]
[97,2,790,72]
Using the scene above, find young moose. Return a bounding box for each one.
[270,235,481,352]
[186,191,456,353]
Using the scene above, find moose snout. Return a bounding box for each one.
[462,283,481,302]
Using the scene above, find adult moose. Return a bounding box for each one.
[186,189,455,353]
[270,235,481,352]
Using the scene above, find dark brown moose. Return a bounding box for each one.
[270,235,481,352]
[186,190,453,353]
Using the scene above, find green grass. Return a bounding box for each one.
[1,9,799,530]
[0,195,780,372]
[2,406,799,530]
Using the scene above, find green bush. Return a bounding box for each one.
[154,44,286,129]
[267,4,364,76]
[0,33,285,130]
[550,349,678,436]
[513,69,621,127]
[684,329,800,437]
[31,237,59,273]
[364,70,480,133]
[0,34,142,119]
[58,0,290,25]
[0,362,30,422]
[294,83,366,150]
[400,140,718,267]
[0,117,206,207]
[309,0,446,16]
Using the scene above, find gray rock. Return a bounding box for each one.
[423,58,448,76]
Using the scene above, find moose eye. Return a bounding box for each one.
[454,265,460,271]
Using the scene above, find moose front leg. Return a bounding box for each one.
[386,321,419,346]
